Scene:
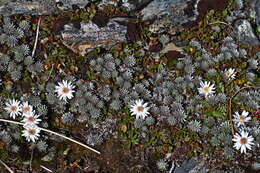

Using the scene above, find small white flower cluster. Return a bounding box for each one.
[198,68,236,97]
[55,80,75,102]
[198,79,255,154]
[4,99,41,142]
[232,110,254,154]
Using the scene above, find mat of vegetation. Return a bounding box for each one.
[0,0,259,172]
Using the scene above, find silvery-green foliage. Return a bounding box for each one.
[223,147,235,160]
[159,105,171,116]
[175,110,188,122]
[188,120,201,132]
[123,55,136,67]
[61,112,75,124]
[33,62,44,73]
[77,114,89,123]
[239,48,247,56]
[189,40,202,50]
[246,72,255,81]
[86,133,104,146]
[134,119,145,129]
[45,82,56,94]
[167,116,177,126]
[210,136,220,147]
[19,20,30,31]
[11,145,19,153]
[110,99,122,111]
[11,70,21,81]
[54,102,66,114]
[28,96,42,107]
[36,104,48,116]
[157,159,168,171]
[0,130,12,146]
[37,140,48,152]
[41,151,56,162]
[176,61,184,69]
[208,68,217,77]
[89,108,101,119]
[145,116,155,126]
[159,34,170,45]
[218,133,232,145]
[206,95,218,106]
[256,51,260,58]
[46,93,59,105]
[238,90,260,109]
[235,0,244,9]
[247,59,258,69]
[24,56,34,66]
[219,121,231,133]
[201,125,210,134]
[0,54,10,65]
[216,93,227,103]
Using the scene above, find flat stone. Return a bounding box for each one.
[0,0,91,16]
[251,0,260,26]
[56,0,90,10]
[234,19,260,46]
[251,0,260,38]
[60,18,127,56]
[174,159,198,173]
[0,0,57,15]
[98,0,152,11]
[140,0,200,33]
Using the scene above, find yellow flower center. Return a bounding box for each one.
[240,137,247,145]
[137,106,144,112]
[203,87,209,93]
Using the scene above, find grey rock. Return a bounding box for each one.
[60,18,127,56]
[251,0,260,38]
[56,0,90,10]
[141,0,200,33]
[251,0,260,26]
[174,159,198,173]
[234,19,260,46]
[0,0,92,15]
[98,0,151,11]
[0,0,57,15]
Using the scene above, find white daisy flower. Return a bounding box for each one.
[232,131,254,154]
[233,110,251,127]
[129,99,150,119]
[22,111,41,126]
[198,81,215,97]
[4,99,22,119]
[22,125,41,142]
[21,101,33,116]
[224,68,236,80]
[55,80,75,102]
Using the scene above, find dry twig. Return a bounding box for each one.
[31,18,41,58]
[0,118,100,154]
[0,159,14,173]
[40,165,53,173]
